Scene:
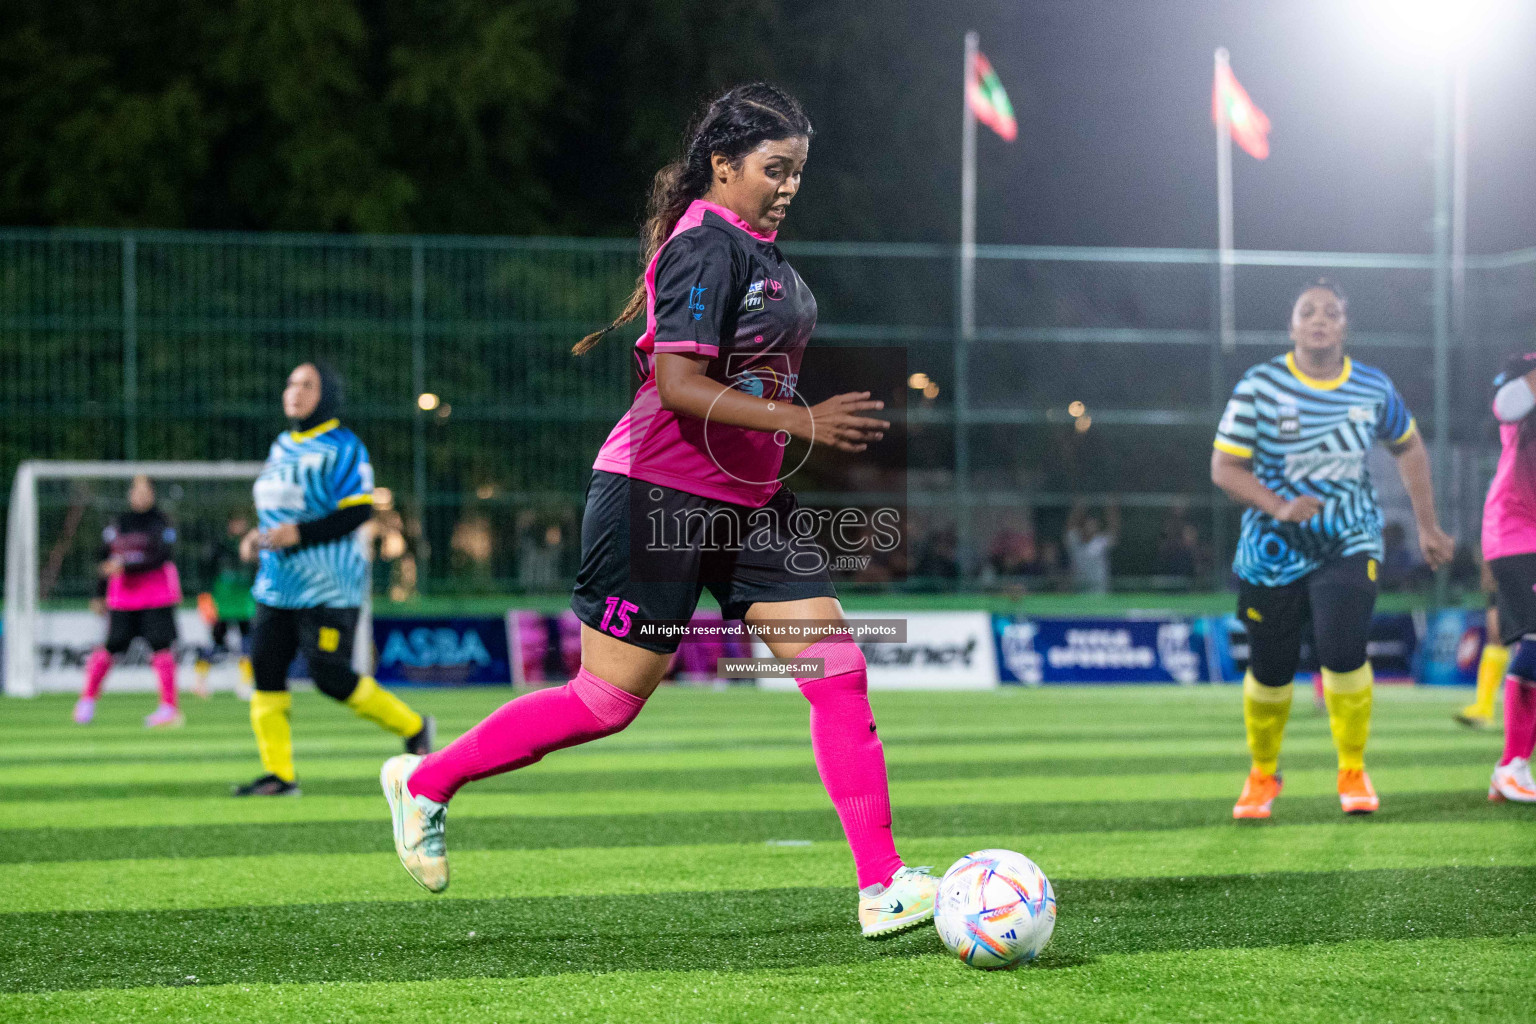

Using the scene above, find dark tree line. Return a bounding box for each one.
[0,1,961,241]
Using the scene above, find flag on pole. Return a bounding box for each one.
[1212,61,1270,159]
[967,52,1017,142]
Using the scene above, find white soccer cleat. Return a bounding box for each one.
[1489,757,1536,803]
[859,865,938,938]
[381,754,449,893]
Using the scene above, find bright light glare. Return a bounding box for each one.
[908,372,930,390]
[417,392,440,411]
[1354,0,1512,58]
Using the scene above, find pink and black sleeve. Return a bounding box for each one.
[649,230,743,359]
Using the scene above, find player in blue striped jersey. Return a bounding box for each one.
[1212,280,1454,819]
[233,362,433,796]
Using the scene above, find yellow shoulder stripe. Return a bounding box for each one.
[1392,418,1418,446]
[289,418,341,443]
[1213,439,1253,459]
[336,493,375,509]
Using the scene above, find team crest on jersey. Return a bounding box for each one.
[1348,404,1376,425]
[743,280,765,312]
[1277,404,1301,439]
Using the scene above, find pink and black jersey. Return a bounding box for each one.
[101,507,183,611]
[1483,355,1536,561]
[593,199,817,507]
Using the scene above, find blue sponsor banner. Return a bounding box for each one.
[372,616,511,686]
[1414,609,1483,687]
[1205,611,1420,683]
[993,615,1207,685]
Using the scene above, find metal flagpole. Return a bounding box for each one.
[955,29,978,583]
[1214,48,1236,354]
[1451,58,1468,343]
[1449,56,1469,548]
[1431,59,1454,607]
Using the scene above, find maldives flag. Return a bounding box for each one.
[1212,62,1270,159]
[968,52,1017,142]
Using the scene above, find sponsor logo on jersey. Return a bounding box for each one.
[743,280,765,312]
[1282,449,1366,481]
[765,278,785,300]
[1348,404,1376,425]
[254,477,306,511]
[688,284,708,320]
[1277,404,1301,439]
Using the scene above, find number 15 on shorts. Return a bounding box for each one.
[601,596,639,638]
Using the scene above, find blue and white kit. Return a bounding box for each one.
[252,419,374,609]
[1215,353,1416,587]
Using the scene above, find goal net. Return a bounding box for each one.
[4,461,371,697]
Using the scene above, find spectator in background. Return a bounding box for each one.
[985,517,1044,593]
[912,525,960,586]
[988,522,1039,577]
[1156,505,1208,587]
[1065,501,1119,595]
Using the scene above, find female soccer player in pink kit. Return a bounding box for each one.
[73,475,184,728]
[381,83,938,938]
[1482,352,1536,802]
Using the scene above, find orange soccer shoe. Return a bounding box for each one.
[1233,769,1283,819]
[1338,768,1379,815]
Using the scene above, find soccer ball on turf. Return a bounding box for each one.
[934,848,1057,970]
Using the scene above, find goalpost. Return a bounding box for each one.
[4,460,371,697]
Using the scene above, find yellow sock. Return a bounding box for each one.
[238,656,255,686]
[250,691,295,782]
[1465,643,1508,719]
[1322,664,1373,771]
[345,675,424,739]
[1243,672,1292,775]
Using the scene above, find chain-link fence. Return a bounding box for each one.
[2,227,1529,597]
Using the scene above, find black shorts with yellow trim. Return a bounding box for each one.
[571,471,837,655]
[1237,553,1378,686]
[250,602,359,695]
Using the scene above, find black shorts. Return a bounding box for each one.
[1489,553,1536,645]
[104,606,178,654]
[208,618,251,650]
[250,603,359,697]
[571,471,837,654]
[1238,553,1378,686]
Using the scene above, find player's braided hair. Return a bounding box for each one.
[573,83,813,355]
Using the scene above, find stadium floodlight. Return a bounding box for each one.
[1352,0,1511,58]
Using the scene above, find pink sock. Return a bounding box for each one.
[1312,672,1325,704]
[152,650,177,708]
[408,667,645,803]
[83,649,113,700]
[1501,676,1536,766]
[796,633,903,890]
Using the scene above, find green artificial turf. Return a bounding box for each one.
[1,685,1530,1022]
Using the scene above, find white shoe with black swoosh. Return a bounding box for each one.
[859,865,937,938]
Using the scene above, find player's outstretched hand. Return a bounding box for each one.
[238,528,261,563]
[806,392,890,453]
[1272,495,1323,523]
[1419,524,1455,570]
